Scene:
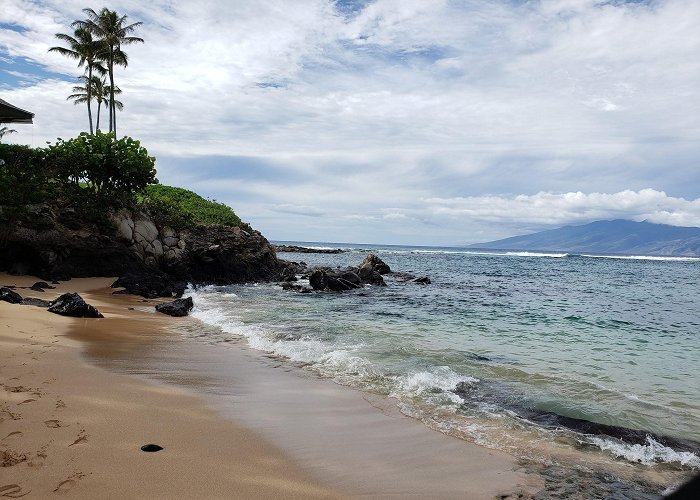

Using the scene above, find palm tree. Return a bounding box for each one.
[49,27,105,134]
[67,76,124,132]
[0,125,17,143]
[95,79,123,131]
[74,8,143,136]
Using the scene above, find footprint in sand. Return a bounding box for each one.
[53,480,75,495]
[2,431,23,440]
[55,400,66,410]
[0,484,31,498]
[44,420,62,428]
[17,399,35,405]
[69,431,88,447]
[27,453,46,468]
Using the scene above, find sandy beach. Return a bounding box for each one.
[1,274,341,499]
[1,273,542,499]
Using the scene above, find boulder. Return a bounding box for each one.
[48,293,103,318]
[112,271,186,299]
[155,297,193,317]
[360,254,391,274]
[133,217,159,244]
[31,281,54,290]
[0,287,23,304]
[309,270,328,290]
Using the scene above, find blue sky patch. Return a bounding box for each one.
[0,55,71,88]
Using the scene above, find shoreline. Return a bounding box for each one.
[0,273,547,498]
[1,273,341,499]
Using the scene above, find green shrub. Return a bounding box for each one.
[44,131,157,206]
[0,143,53,205]
[139,184,244,228]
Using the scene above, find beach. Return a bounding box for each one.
[1,273,542,499]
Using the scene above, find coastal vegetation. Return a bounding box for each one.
[138,185,245,229]
[0,136,245,234]
[50,7,143,135]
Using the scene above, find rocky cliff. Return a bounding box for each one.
[0,203,280,289]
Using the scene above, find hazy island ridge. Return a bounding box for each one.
[469,219,700,258]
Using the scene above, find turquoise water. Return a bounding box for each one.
[186,243,700,471]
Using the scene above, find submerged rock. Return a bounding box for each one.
[0,287,23,304]
[155,297,193,317]
[48,293,103,318]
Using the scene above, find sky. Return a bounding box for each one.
[1,0,699,246]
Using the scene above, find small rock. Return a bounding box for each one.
[21,298,51,308]
[48,293,103,318]
[31,281,55,290]
[413,277,431,285]
[0,287,23,304]
[155,297,193,317]
[140,444,163,452]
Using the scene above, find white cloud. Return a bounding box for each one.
[423,189,700,230]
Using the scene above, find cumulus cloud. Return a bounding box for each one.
[1,0,699,244]
[423,189,700,230]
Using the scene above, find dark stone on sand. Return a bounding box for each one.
[140,444,163,452]
[31,281,54,290]
[155,297,193,317]
[112,271,186,299]
[48,292,103,318]
[0,287,23,304]
[21,297,51,308]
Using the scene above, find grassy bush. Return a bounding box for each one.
[0,143,53,205]
[139,184,245,228]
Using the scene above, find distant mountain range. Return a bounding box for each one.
[470,220,700,257]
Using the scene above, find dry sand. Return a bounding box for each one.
[1,273,543,499]
[1,274,341,499]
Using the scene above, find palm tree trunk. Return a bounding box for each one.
[86,66,94,134]
[108,47,115,134]
[96,99,101,131]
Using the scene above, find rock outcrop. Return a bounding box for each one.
[0,204,281,297]
[273,244,345,254]
[280,254,430,293]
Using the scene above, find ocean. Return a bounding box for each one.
[183,242,700,486]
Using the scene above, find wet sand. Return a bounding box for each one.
[1,273,542,498]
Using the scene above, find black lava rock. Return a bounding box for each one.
[47,293,103,318]
[31,281,55,291]
[0,287,23,304]
[155,297,193,317]
[112,271,186,299]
